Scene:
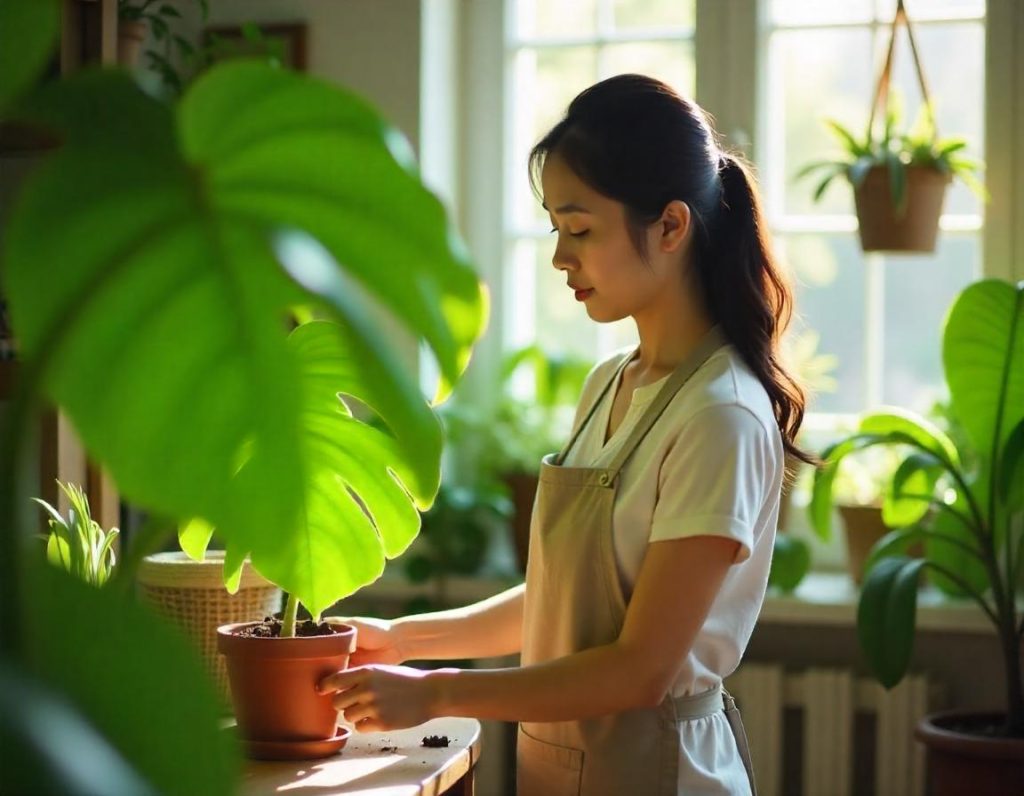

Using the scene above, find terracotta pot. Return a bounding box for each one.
[916,710,1024,795]
[503,471,539,572]
[117,20,147,67]
[837,504,890,585]
[217,622,356,746]
[853,165,951,253]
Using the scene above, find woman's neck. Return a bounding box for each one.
[630,284,714,378]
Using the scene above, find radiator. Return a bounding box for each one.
[725,664,941,796]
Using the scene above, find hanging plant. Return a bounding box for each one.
[795,0,986,253]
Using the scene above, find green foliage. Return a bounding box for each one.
[33,481,119,587]
[0,10,485,785]
[768,534,811,594]
[445,345,593,478]
[403,482,512,583]
[0,0,59,110]
[810,280,1024,733]
[795,96,987,212]
[118,0,208,96]
[4,64,484,619]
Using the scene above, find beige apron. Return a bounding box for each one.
[517,326,758,796]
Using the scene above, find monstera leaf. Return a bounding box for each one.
[2,65,485,612]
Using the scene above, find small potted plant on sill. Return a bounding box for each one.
[810,278,1024,793]
[795,0,986,253]
[33,480,118,587]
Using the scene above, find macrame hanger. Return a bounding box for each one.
[866,0,936,142]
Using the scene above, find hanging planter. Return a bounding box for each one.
[796,0,986,254]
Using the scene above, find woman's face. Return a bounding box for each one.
[539,153,689,324]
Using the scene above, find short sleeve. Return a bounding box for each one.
[649,404,777,563]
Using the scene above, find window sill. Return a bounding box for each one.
[762,572,997,634]
[354,570,997,635]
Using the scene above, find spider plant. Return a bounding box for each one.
[33,481,119,587]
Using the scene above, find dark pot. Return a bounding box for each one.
[503,471,539,572]
[217,622,356,747]
[916,710,1024,795]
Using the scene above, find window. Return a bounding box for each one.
[493,0,987,422]
[504,0,697,363]
[761,0,986,420]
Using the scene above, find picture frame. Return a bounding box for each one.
[203,22,307,72]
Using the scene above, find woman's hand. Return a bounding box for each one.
[318,665,446,733]
[327,616,407,666]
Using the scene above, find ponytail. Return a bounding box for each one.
[701,153,812,466]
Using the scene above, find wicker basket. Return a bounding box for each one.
[137,551,281,699]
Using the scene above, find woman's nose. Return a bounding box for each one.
[551,239,577,271]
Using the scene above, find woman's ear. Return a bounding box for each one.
[658,200,692,253]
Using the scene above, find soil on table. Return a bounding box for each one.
[237,617,338,638]
[421,735,450,748]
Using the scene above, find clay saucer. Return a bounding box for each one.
[241,726,352,761]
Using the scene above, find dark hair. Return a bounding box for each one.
[529,74,812,466]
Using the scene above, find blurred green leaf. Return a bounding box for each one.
[857,556,925,688]
[768,534,810,594]
[0,0,59,111]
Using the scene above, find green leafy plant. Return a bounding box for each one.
[768,534,811,594]
[810,279,1024,736]
[118,0,209,95]
[33,481,119,587]
[0,2,485,788]
[402,481,512,608]
[492,344,593,475]
[796,95,986,213]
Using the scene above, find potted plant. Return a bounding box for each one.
[823,445,905,585]
[33,480,119,587]
[796,97,985,253]
[1,6,485,785]
[117,0,208,84]
[810,279,1024,793]
[491,345,592,570]
[400,480,512,612]
[795,0,985,253]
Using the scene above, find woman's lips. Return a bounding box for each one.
[574,289,594,301]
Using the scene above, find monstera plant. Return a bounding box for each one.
[810,279,1023,791]
[0,0,485,789]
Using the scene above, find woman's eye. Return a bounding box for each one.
[550,227,589,239]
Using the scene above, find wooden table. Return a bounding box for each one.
[239,717,480,796]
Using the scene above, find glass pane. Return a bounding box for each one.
[515,0,598,38]
[875,0,985,21]
[768,28,874,217]
[882,235,979,411]
[600,41,695,99]
[889,21,985,216]
[771,0,873,26]
[510,46,598,229]
[612,0,694,31]
[782,234,866,414]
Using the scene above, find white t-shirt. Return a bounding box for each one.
[561,343,783,699]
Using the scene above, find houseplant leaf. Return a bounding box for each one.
[20,558,239,794]
[1000,418,1024,511]
[2,67,483,577]
[857,556,925,688]
[925,489,988,598]
[228,320,442,617]
[810,433,890,540]
[883,451,943,528]
[860,408,959,468]
[944,280,1024,480]
[0,0,59,111]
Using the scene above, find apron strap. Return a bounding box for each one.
[554,348,636,466]
[605,325,728,478]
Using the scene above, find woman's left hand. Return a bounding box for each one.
[318,665,440,732]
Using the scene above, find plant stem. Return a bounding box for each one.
[925,561,1001,627]
[281,592,299,638]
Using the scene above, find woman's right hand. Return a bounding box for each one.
[327,616,408,667]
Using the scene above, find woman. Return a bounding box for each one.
[319,74,810,795]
